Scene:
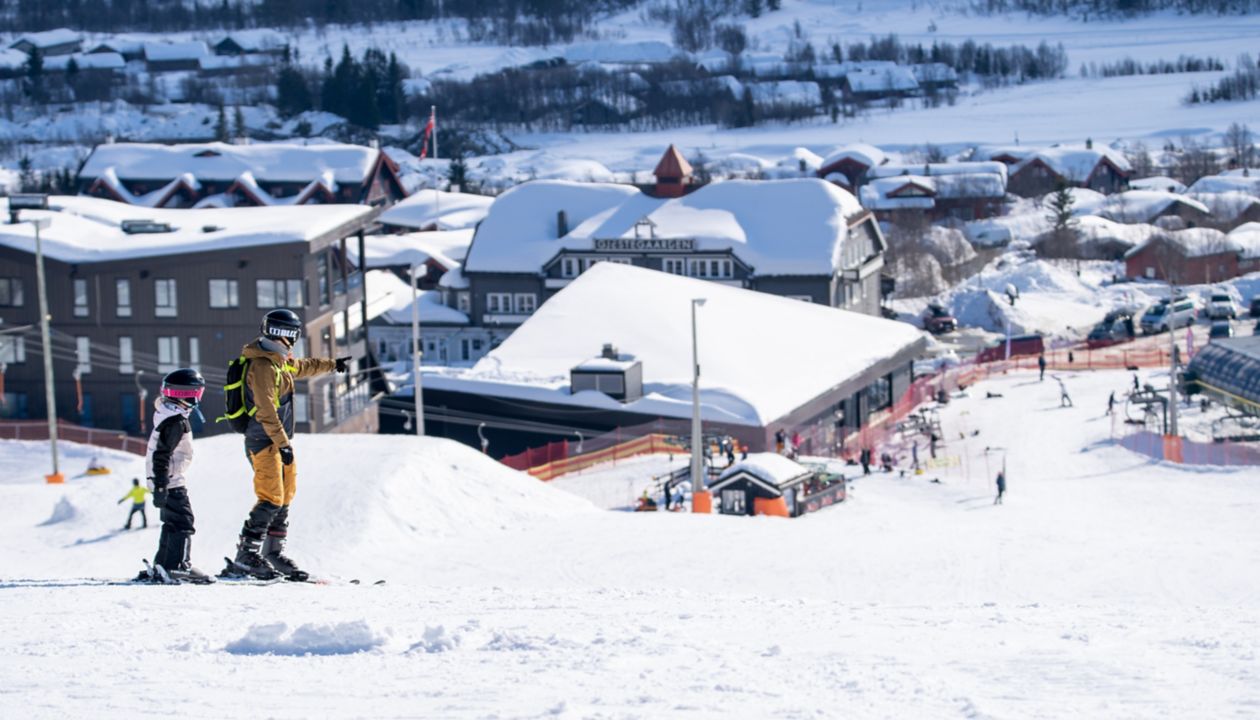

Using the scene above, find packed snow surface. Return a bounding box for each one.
[1,369,1257,717]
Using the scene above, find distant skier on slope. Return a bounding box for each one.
[994,470,1006,505]
[117,478,149,530]
[225,309,349,581]
[1038,353,1047,381]
[1056,376,1073,407]
[137,369,212,584]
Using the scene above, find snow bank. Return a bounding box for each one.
[39,497,78,526]
[225,621,386,656]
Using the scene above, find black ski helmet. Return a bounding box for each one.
[261,308,303,343]
[161,368,206,406]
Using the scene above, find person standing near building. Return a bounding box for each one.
[139,369,212,584]
[1038,353,1047,381]
[774,428,786,454]
[118,478,149,530]
[994,470,1006,505]
[226,309,349,581]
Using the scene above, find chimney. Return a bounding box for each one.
[1086,137,1093,149]
[557,210,568,238]
[601,343,618,359]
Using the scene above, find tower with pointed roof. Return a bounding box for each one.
[653,144,693,198]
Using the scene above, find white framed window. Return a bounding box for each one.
[118,336,134,374]
[294,393,309,424]
[513,293,537,314]
[0,335,26,364]
[561,257,579,278]
[0,278,24,307]
[157,336,180,373]
[189,337,200,371]
[209,279,239,309]
[75,337,91,374]
[256,279,305,309]
[457,292,471,314]
[154,279,178,318]
[687,258,709,278]
[487,293,512,314]
[1145,267,1155,279]
[115,278,132,317]
[663,258,686,275]
[73,279,89,317]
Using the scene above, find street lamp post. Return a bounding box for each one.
[410,262,425,436]
[690,298,711,513]
[9,195,60,483]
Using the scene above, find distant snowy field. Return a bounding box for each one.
[2,369,1258,718]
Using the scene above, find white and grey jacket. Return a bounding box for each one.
[146,397,195,490]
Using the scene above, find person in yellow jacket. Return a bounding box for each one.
[226,309,348,580]
[118,478,149,530]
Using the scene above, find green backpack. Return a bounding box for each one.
[216,356,256,433]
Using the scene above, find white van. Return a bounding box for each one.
[1140,298,1196,334]
[1206,289,1237,320]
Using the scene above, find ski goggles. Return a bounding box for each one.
[266,325,301,340]
[163,386,205,402]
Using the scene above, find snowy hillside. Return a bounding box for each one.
[2,369,1259,717]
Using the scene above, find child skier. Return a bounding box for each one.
[117,478,149,530]
[137,368,212,584]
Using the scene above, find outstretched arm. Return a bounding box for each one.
[289,357,338,379]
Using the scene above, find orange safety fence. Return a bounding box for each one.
[1114,429,1260,467]
[508,433,685,482]
[0,420,147,456]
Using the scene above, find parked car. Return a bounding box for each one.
[1086,310,1136,349]
[1140,298,1196,334]
[1205,289,1238,320]
[1250,295,1260,318]
[976,334,1045,363]
[922,303,957,334]
[1209,320,1234,341]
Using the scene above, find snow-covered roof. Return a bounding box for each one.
[465,179,868,277]
[1130,176,1187,194]
[1097,190,1209,223]
[1227,223,1260,259]
[348,229,473,270]
[45,52,125,71]
[377,190,492,231]
[573,356,640,372]
[564,42,680,64]
[89,39,144,55]
[80,141,380,185]
[1188,173,1260,195]
[1013,145,1132,182]
[844,65,919,94]
[868,161,1008,182]
[199,54,272,71]
[1189,191,1260,221]
[143,41,210,62]
[0,48,27,69]
[437,265,468,290]
[1125,227,1235,259]
[717,453,812,487]
[974,145,1037,163]
[0,195,375,264]
[366,270,469,326]
[911,63,959,83]
[91,167,200,208]
[217,30,286,53]
[431,263,924,426]
[860,178,935,210]
[1076,215,1158,252]
[818,143,888,173]
[860,170,1005,210]
[10,28,80,51]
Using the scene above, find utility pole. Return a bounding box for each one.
[410,262,425,436]
[1167,281,1179,438]
[690,298,710,513]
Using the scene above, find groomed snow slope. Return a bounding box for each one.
[2,370,1258,718]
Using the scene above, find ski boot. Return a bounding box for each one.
[262,531,309,582]
[167,536,215,585]
[222,533,280,580]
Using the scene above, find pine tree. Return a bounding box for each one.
[25,46,44,102]
[215,105,229,141]
[1044,183,1079,258]
[18,156,35,192]
[276,65,313,118]
[233,106,246,140]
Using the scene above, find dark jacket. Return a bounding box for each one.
[241,337,337,452]
[996,472,1006,492]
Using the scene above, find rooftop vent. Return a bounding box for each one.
[121,219,174,234]
[201,224,221,233]
[601,343,618,359]
[571,345,643,403]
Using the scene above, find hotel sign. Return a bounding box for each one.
[593,237,695,252]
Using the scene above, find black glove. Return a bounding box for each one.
[279,445,295,466]
[152,479,168,509]
[335,356,352,373]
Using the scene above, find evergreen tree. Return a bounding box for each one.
[215,105,229,141]
[276,65,314,118]
[25,46,44,102]
[233,105,246,139]
[17,156,35,192]
[1043,183,1079,258]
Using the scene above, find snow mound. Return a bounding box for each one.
[407,625,460,654]
[39,496,78,526]
[225,621,386,656]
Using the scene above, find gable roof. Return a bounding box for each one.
[818,143,888,175]
[377,190,493,231]
[1098,190,1209,222]
[1012,145,1132,183]
[80,141,380,186]
[435,262,925,426]
[142,41,210,62]
[10,28,80,51]
[464,178,869,277]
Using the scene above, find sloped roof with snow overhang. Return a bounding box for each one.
[464,179,869,277]
[0,195,376,264]
[377,190,492,231]
[79,141,380,185]
[424,263,925,426]
[1013,145,1132,183]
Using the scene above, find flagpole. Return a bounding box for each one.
[431,105,440,217]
